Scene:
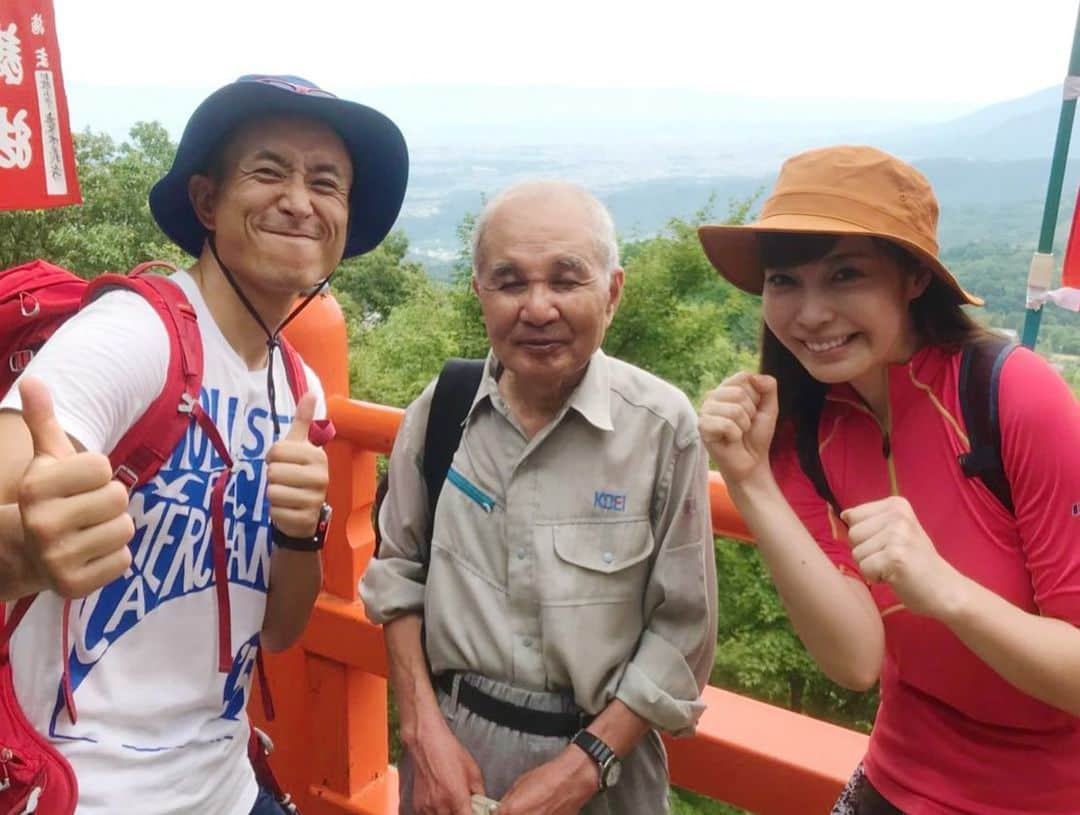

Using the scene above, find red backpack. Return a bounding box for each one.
[0,260,322,815]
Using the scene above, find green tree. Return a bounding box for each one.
[711,539,878,730]
[349,284,460,406]
[606,204,760,404]
[332,230,428,324]
[0,123,186,274]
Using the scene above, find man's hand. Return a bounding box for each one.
[17,376,134,598]
[497,745,598,815]
[408,712,487,815]
[266,392,328,538]
[842,496,968,619]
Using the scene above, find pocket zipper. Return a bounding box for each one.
[447,467,496,513]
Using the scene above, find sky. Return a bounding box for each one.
[50,0,1078,105]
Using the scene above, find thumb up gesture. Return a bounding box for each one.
[266,392,329,539]
[18,377,134,598]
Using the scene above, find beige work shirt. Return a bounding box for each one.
[360,349,717,735]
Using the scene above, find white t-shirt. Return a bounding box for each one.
[0,270,326,815]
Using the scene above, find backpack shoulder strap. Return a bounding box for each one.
[957,336,1018,514]
[420,358,486,561]
[0,595,37,654]
[83,268,204,491]
[277,336,335,448]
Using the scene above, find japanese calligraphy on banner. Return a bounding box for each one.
[0,0,80,210]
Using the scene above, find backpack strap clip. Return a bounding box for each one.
[113,465,139,491]
[8,350,33,374]
[17,293,39,319]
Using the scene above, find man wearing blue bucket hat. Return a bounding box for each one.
[0,75,407,814]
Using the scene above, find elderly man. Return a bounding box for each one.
[0,75,407,814]
[361,181,717,815]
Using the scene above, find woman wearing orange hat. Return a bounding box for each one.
[697,145,1080,814]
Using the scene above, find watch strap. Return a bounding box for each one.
[571,729,617,789]
[272,503,331,552]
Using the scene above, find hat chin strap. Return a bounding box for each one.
[206,234,331,438]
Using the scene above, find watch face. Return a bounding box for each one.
[603,758,622,788]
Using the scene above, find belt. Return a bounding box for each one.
[434,672,593,738]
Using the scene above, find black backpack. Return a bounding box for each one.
[372,358,485,564]
[796,336,1019,516]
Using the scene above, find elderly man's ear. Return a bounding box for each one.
[605,267,626,324]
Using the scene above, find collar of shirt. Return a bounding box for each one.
[826,344,952,419]
[469,349,615,432]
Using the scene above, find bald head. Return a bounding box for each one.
[471,181,619,276]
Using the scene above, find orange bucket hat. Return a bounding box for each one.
[697,145,982,306]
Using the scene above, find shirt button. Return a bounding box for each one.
[602,551,614,565]
[517,547,527,559]
[522,637,533,648]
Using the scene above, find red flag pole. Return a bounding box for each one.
[1021,3,1080,340]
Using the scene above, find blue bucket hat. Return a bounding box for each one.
[149,74,408,259]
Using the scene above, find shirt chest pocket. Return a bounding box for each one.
[535,518,654,606]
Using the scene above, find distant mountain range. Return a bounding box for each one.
[66,81,1080,270]
[878,86,1080,162]
[70,81,1075,163]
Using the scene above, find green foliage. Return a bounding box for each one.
[1056,356,1080,397]
[445,210,493,360]
[332,230,428,323]
[711,540,878,731]
[671,787,746,814]
[0,123,187,273]
[607,204,760,403]
[943,238,1080,356]
[349,285,460,407]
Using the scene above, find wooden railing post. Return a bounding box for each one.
[247,292,396,815]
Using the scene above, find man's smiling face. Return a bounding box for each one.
[192,115,353,296]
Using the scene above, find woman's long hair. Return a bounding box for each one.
[757,233,989,448]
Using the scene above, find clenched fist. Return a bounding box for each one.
[842,496,966,619]
[698,372,779,486]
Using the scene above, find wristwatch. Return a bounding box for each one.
[571,729,622,790]
[272,502,332,552]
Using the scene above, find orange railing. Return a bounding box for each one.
[255,294,867,814]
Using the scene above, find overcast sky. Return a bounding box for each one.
[51,0,1078,105]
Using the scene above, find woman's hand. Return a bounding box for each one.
[698,372,779,487]
[842,496,967,619]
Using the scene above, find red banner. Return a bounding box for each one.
[0,0,80,210]
[1064,186,1080,291]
